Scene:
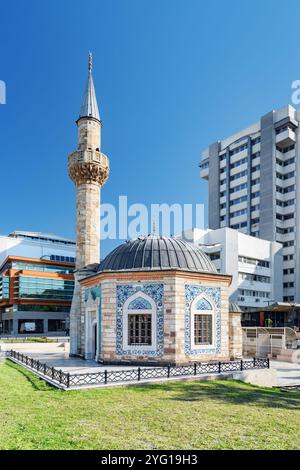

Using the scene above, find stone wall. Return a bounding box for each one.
[80,271,234,364]
[228,311,243,359]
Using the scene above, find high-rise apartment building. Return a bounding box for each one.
[200,105,299,303]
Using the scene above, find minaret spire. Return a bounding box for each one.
[78,51,100,122]
[88,51,92,73]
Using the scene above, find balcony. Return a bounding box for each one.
[275,128,296,150]
[199,158,209,180]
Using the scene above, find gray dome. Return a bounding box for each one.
[98,236,217,274]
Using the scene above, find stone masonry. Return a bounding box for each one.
[68,55,109,356]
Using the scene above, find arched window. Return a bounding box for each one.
[191,295,214,348]
[123,292,156,350]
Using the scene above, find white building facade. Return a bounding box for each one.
[200,105,299,303]
[180,228,283,311]
[0,231,76,266]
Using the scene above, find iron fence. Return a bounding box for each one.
[6,349,269,389]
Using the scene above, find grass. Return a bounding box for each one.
[0,360,300,450]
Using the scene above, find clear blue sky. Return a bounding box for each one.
[1,0,300,257]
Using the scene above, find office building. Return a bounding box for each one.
[0,231,75,335]
[200,104,299,303]
[180,228,282,312]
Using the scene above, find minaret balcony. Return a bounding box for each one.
[68,150,109,169]
[68,150,110,187]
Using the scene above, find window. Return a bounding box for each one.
[283,282,294,288]
[238,256,270,268]
[128,314,151,345]
[238,289,270,299]
[194,314,212,345]
[48,320,66,332]
[284,296,294,302]
[283,240,294,248]
[209,252,220,261]
[231,208,247,217]
[230,157,248,169]
[0,276,9,299]
[191,296,214,349]
[252,178,260,185]
[239,272,270,283]
[231,221,247,229]
[16,276,74,301]
[123,293,156,351]
[230,182,247,193]
[229,143,248,156]
[230,195,247,206]
[230,169,247,181]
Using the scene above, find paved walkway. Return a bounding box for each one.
[270,360,300,387]
[1,342,146,373]
[2,341,300,385]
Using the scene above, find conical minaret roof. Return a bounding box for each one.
[78,52,100,121]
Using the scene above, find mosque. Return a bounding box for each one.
[68,54,242,364]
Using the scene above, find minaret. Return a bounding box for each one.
[68,53,109,356]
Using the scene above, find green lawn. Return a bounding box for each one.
[0,360,300,450]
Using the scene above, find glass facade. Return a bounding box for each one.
[17,276,74,301]
[11,261,74,274]
[16,305,71,312]
[0,276,9,299]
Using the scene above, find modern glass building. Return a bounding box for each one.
[0,232,75,335]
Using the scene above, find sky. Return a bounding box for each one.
[1,0,300,257]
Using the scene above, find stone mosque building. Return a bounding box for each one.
[68,54,242,364]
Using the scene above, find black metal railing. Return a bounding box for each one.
[6,349,269,389]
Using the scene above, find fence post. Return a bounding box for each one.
[37,360,40,372]
[43,363,46,375]
[59,370,62,384]
[194,363,197,376]
[218,361,221,374]
[167,365,170,378]
[104,369,108,384]
[267,358,270,369]
[240,360,243,371]
[137,367,141,381]
[253,357,256,367]
[52,367,54,380]
[66,373,70,388]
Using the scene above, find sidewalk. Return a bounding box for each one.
[2,341,300,387]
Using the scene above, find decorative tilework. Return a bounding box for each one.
[116,283,164,357]
[128,296,152,310]
[84,286,101,303]
[185,285,221,355]
[195,298,212,310]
